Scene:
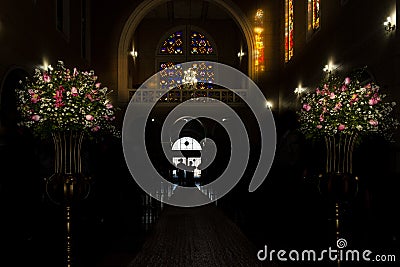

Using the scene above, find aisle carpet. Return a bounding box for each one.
[126,191,274,267]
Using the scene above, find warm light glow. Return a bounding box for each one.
[130,49,138,58]
[384,15,396,32]
[237,48,246,63]
[182,68,198,88]
[237,51,245,57]
[265,100,273,109]
[294,85,306,96]
[254,9,265,72]
[323,61,336,73]
[254,27,263,34]
[39,58,51,71]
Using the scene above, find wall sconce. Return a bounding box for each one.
[323,64,331,72]
[39,58,53,71]
[130,50,138,58]
[384,16,396,32]
[237,50,246,58]
[265,100,273,109]
[323,61,336,73]
[294,85,306,96]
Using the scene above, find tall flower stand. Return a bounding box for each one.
[44,131,91,267]
[318,133,359,267]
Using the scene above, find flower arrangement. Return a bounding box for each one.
[297,69,399,141]
[16,60,120,139]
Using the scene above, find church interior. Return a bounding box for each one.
[1,0,399,266]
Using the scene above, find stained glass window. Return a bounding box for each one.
[308,0,320,32]
[157,29,217,102]
[160,31,184,54]
[159,62,214,91]
[190,31,214,55]
[285,0,294,62]
[191,62,214,89]
[313,0,320,30]
[159,62,183,90]
[254,9,265,72]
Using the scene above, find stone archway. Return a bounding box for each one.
[117,0,256,104]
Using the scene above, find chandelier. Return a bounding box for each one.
[181,67,198,89]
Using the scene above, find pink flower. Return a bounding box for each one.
[330,92,336,99]
[71,87,78,96]
[338,124,346,131]
[316,125,323,129]
[43,73,50,83]
[369,98,378,105]
[31,115,40,121]
[86,94,94,101]
[334,102,342,110]
[303,103,311,111]
[344,77,351,85]
[319,114,324,122]
[316,88,321,95]
[85,114,94,121]
[369,119,378,126]
[341,85,347,91]
[95,83,101,88]
[106,103,113,109]
[55,102,64,108]
[73,68,78,76]
[30,93,40,103]
[91,125,100,132]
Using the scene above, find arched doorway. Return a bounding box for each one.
[171,136,202,184]
[118,0,255,104]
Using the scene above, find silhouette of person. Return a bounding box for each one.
[176,158,186,186]
[185,161,196,186]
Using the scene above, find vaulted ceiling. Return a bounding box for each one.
[144,0,232,22]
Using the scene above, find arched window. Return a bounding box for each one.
[158,27,216,57]
[172,137,202,151]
